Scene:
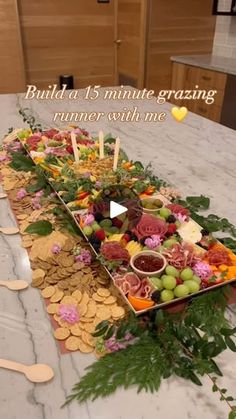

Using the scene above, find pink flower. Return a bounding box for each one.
[144,235,162,249]
[59,305,79,324]
[35,190,44,198]
[83,214,95,226]
[0,155,7,162]
[175,213,187,223]
[75,249,92,265]
[32,196,42,209]
[193,262,212,281]
[16,188,27,200]
[51,244,61,254]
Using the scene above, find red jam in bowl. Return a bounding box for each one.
[134,255,164,272]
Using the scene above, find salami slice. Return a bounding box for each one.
[101,242,130,262]
[133,214,167,240]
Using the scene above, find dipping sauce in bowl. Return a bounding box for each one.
[130,250,167,278]
[134,255,164,272]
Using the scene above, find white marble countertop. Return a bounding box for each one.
[171,54,236,76]
[0,88,236,419]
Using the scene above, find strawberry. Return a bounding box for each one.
[112,217,123,229]
[168,223,177,234]
[94,229,106,241]
[122,233,131,243]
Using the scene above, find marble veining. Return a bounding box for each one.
[0,88,236,419]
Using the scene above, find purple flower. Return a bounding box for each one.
[144,235,162,249]
[59,305,79,324]
[51,244,61,254]
[104,332,136,353]
[16,188,27,200]
[75,249,92,265]
[193,261,212,280]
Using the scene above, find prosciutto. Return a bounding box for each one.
[162,242,201,270]
[114,273,152,299]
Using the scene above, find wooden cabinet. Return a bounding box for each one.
[171,62,227,123]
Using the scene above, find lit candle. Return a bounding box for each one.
[71,132,79,163]
[113,137,120,171]
[99,130,104,159]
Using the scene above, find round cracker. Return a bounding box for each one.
[92,293,105,302]
[97,288,110,298]
[50,290,64,303]
[60,296,77,306]
[80,292,89,306]
[47,303,59,314]
[41,286,56,299]
[96,307,111,321]
[72,290,82,303]
[104,295,117,305]
[77,303,88,317]
[70,324,82,336]
[54,327,70,340]
[78,341,94,354]
[82,331,96,348]
[65,336,80,351]
[111,306,125,319]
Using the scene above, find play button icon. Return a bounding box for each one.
[110,201,128,219]
[90,184,143,230]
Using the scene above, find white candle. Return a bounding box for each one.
[113,137,120,171]
[99,130,104,159]
[71,132,79,163]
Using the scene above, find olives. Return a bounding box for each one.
[141,198,163,210]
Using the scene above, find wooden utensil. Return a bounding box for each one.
[0,193,7,199]
[0,359,54,383]
[0,280,29,290]
[0,227,19,235]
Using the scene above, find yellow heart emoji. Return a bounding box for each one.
[171,106,188,122]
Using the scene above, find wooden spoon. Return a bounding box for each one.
[0,359,54,383]
[0,227,19,235]
[0,193,7,199]
[0,280,29,290]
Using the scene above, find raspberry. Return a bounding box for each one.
[176,278,183,285]
[94,229,106,241]
[168,224,177,234]
[112,217,123,229]
[66,146,73,154]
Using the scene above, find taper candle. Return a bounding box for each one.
[99,130,104,159]
[113,137,120,171]
[71,132,80,163]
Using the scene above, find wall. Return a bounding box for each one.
[146,0,216,92]
[18,0,115,89]
[0,0,26,93]
[213,7,236,58]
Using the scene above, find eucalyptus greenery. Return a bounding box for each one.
[19,107,42,132]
